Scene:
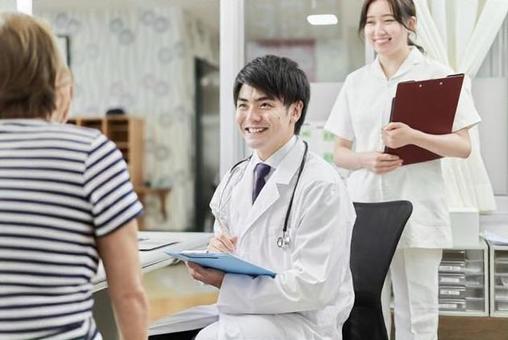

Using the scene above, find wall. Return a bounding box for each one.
[38,5,219,229]
[0,0,16,11]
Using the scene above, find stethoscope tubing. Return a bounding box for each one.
[218,140,309,249]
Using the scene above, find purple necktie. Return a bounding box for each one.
[252,163,271,203]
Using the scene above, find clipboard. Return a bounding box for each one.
[166,250,276,278]
[384,74,464,165]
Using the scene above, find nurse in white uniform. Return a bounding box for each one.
[324,1,480,339]
[187,55,356,340]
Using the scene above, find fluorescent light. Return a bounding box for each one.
[307,14,338,26]
[16,0,32,15]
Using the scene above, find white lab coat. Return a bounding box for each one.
[325,47,481,249]
[198,138,355,340]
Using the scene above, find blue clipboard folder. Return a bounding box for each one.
[166,251,276,278]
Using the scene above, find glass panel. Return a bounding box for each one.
[245,0,365,82]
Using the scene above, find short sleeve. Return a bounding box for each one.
[84,134,143,237]
[324,76,354,142]
[452,75,481,132]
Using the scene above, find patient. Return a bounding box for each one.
[0,13,148,339]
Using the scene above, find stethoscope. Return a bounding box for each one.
[218,140,308,249]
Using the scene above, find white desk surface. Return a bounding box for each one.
[93,231,212,292]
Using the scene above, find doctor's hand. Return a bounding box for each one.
[186,262,225,288]
[382,122,417,149]
[207,233,237,253]
[359,152,403,174]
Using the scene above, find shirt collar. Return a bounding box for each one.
[371,46,424,81]
[252,135,297,170]
[0,118,49,126]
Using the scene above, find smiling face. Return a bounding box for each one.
[363,0,415,58]
[235,84,302,160]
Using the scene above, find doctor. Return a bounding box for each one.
[187,55,356,340]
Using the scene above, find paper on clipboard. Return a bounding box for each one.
[166,250,276,278]
[384,73,465,165]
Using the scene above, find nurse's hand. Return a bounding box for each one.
[186,262,224,288]
[382,122,416,149]
[360,152,402,174]
[207,233,237,253]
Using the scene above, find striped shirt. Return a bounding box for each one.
[0,119,143,339]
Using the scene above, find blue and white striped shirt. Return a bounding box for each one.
[0,119,143,339]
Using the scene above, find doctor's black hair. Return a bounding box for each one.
[233,55,310,135]
[359,0,424,53]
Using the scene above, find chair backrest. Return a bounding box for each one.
[342,201,412,340]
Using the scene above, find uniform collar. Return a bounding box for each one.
[371,46,424,81]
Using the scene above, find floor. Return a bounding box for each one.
[388,315,508,340]
[143,263,218,322]
[438,316,508,340]
[146,264,508,339]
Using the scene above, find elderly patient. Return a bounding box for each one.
[0,13,148,340]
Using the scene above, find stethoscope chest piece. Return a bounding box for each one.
[277,232,290,249]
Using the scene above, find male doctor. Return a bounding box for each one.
[188,55,355,340]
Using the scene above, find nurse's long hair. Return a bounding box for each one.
[358,0,424,53]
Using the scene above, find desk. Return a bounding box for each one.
[92,231,213,339]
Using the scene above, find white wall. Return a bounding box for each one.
[0,0,16,11]
[473,77,508,195]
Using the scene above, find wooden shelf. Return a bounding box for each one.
[67,116,145,188]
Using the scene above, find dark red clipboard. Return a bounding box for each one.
[384,74,464,166]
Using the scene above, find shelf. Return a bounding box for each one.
[67,116,145,193]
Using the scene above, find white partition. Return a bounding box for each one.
[307,82,342,122]
[472,77,508,195]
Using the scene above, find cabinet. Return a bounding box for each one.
[488,241,508,317]
[67,116,144,188]
[438,239,489,316]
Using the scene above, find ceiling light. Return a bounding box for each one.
[307,14,338,26]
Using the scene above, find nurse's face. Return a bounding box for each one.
[235,84,301,160]
[363,0,415,57]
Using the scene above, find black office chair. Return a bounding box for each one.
[149,329,202,340]
[342,201,412,340]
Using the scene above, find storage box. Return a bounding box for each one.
[449,208,480,247]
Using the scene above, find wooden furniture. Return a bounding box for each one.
[67,116,145,188]
[136,186,172,228]
[68,116,168,228]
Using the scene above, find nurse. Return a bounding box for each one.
[187,55,356,340]
[324,0,480,339]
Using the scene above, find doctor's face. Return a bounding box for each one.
[235,84,301,161]
[363,0,415,58]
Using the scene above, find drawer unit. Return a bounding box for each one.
[439,299,466,312]
[439,286,466,299]
[489,245,508,317]
[439,273,466,286]
[438,241,488,316]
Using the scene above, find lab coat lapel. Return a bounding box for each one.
[229,160,255,233]
[239,139,304,239]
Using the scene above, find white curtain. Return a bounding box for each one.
[414,0,508,212]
